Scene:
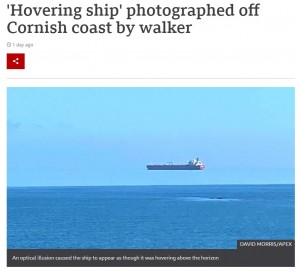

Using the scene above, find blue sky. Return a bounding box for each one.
[7,87,294,186]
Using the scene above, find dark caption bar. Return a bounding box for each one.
[7,240,294,267]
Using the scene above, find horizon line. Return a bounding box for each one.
[7,183,295,188]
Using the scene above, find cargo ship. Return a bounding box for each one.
[147,158,205,170]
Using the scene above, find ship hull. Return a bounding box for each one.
[147,165,205,170]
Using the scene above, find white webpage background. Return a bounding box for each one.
[0,0,299,272]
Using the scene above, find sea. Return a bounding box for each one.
[7,184,294,249]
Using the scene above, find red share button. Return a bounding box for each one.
[7,53,25,69]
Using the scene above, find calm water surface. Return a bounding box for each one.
[7,185,294,249]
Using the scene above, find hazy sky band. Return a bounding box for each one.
[7,87,294,186]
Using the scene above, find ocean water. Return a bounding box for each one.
[7,184,294,249]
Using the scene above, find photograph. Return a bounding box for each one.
[7,87,295,265]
